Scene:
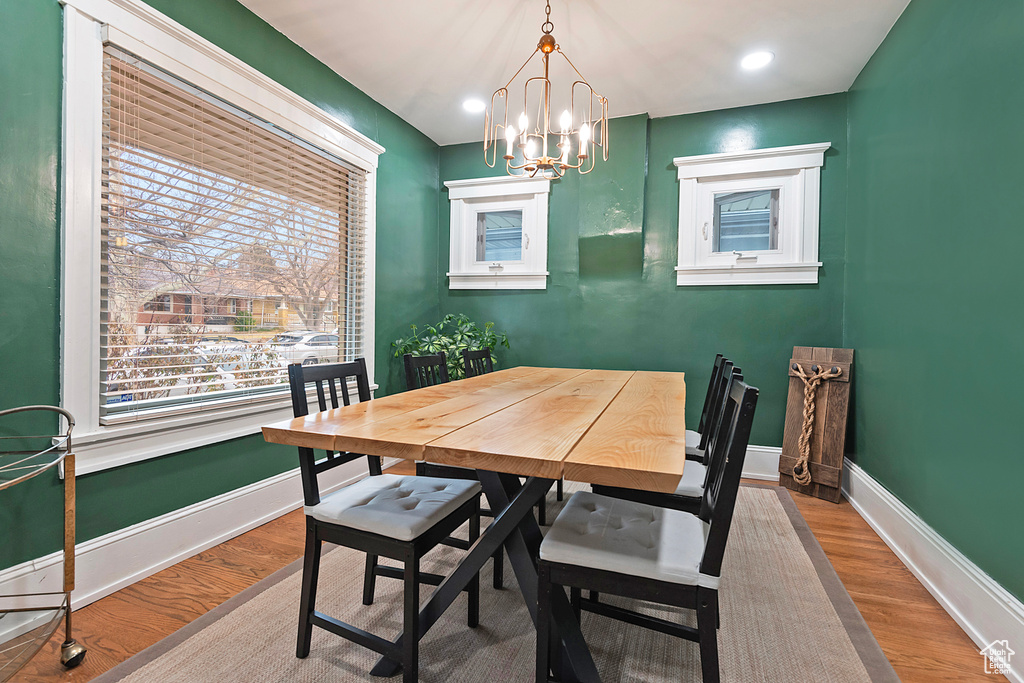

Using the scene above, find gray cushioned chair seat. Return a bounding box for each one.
[540,491,717,588]
[674,461,707,497]
[304,474,480,542]
[685,428,703,458]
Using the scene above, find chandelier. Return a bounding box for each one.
[483,0,609,178]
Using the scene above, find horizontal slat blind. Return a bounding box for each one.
[100,46,367,423]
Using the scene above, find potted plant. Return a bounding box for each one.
[392,313,510,380]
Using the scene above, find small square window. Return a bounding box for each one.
[446,176,550,290]
[674,143,829,286]
[476,210,523,262]
[713,189,778,253]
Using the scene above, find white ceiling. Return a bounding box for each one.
[237,0,910,146]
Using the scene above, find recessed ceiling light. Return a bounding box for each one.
[741,51,775,71]
[462,99,486,113]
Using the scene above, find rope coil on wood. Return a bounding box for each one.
[790,362,843,486]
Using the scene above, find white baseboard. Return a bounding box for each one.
[0,456,400,643]
[742,444,781,481]
[842,458,1024,683]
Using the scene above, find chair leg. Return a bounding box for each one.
[589,590,600,603]
[468,506,480,628]
[368,455,383,476]
[556,478,563,501]
[403,555,420,683]
[536,563,552,683]
[296,520,321,658]
[362,553,378,605]
[570,586,581,622]
[697,587,720,683]
[492,545,504,589]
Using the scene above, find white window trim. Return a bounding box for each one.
[673,142,830,286]
[445,176,550,290]
[60,0,381,475]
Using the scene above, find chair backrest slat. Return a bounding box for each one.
[462,348,494,378]
[698,376,759,579]
[327,377,339,407]
[315,379,327,412]
[404,352,450,391]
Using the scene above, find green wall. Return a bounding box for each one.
[844,0,1024,600]
[4,0,1020,609]
[438,97,849,447]
[0,0,439,570]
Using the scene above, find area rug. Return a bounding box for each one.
[92,484,898,682]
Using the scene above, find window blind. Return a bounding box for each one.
[100,46,367,423]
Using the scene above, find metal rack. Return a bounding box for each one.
[0,406,86,681]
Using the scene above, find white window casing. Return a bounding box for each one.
[445,176,550,290]
[673,143,830,286]
[60,0,381,474]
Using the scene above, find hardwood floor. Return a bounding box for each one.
[13,466,1002,682]
[788,491,1001,682]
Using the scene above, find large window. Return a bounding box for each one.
[100,48,364,423]
[62,0,381,473]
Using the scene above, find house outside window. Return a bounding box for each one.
[61,0,382,474]
[143,294,171,312]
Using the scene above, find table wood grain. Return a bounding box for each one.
[563,371,687,493]
[262,366,686,491]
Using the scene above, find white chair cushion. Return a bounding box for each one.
[540,491,717,588]
[305,474,480,542]
[685,428,703,458]
[674,461,707,497]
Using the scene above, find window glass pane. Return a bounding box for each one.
[100,48,364,420]
[713,189,779,253]
[475,210,523,261]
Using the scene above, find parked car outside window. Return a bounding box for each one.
[270,331,340,366]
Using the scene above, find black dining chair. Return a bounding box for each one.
[687,353,728,462]
[288,360,482,682]
[404,351,450,389]
[404,351,505,589]
[592,362,740,515]
[536,376,759,683]
[461,347,494,378]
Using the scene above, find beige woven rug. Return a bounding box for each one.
[93,485,898,682]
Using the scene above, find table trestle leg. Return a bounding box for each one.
[369,475,552,677]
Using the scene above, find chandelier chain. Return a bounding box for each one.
[541,0,553,34]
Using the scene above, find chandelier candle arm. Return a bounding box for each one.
[482,0,609,178]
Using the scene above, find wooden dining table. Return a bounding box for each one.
[262,366,687,682]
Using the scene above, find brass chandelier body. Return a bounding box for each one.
[484,0,609,178]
